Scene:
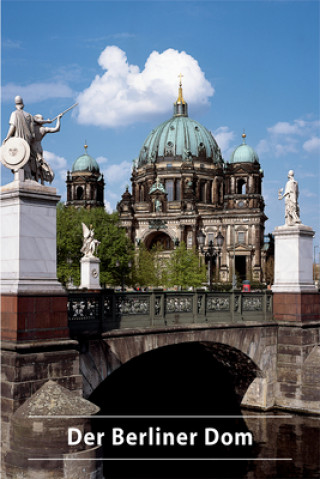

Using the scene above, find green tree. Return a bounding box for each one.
[134,243,168,288]
[165,242,206,290]
[134,243,157,288]
[151,243,167,287]
[56,204,134,287]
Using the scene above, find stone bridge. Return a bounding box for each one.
[68,290,275,409]
[1,289,320,479]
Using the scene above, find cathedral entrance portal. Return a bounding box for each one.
[235,255,246,281]
[144,231,174,251]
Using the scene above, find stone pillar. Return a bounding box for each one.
[80,256,101,290]
[272,223,319,413]
[0,179,83,476]
[0,179,68,340]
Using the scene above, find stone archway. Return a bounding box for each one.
[144,231,174,250]
[79,325,277,409]
[85,340,261,478]
[88,341,260,410]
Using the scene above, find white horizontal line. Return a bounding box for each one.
[28,415,293,419]
[28,457,293,461]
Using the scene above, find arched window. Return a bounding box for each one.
[77,186,84,200]
[237,179,246,194]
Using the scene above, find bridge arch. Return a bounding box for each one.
[87,341,261,414]
[82,337,265,478]
[79,325,274,405]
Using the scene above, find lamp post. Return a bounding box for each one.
[116,259,132,292]
[197,231,224,291]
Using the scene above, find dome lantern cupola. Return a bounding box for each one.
[230,132,259,164]
[71,143,100,174]
[174,74,188,117]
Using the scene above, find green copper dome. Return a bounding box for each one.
[137,83,223,167]
[230,134,259,164]
[72,146,100,173]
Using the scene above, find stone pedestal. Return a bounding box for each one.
[80,256,101,290]
[0,178,65,294]
[271,223,320,413]
[0,179,68,341]
[272,224,316,293]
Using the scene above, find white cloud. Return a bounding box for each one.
[212,126,235,157]
[303,136,320,153]
[76,46,214,128]
[258,118,320,158]
[256,139,270,155]
[43,150,67,170]
[102,160,132,185]
[274,142,298,157]
[267,120,308,136]
[96,155,109,165]
[2,82,74,104]
[104,201,113,213]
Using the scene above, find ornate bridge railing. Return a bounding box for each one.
[67,290,273,337]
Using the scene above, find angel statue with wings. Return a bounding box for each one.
[80,223,101,257]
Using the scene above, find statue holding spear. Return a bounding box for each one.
[1,97,78,184]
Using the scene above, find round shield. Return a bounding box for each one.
[0,137,30,171]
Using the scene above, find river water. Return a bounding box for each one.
[100,410,320,479]
[242,409,320,479]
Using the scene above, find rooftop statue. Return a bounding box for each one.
[81,223,101,257]
[278,170,301,226]
[149,177,166,195]
[1,96,77,183]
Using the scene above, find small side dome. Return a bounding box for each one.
[230,133,259,164]
[72,144,100,173]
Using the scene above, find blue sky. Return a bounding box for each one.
[1,0,319,247]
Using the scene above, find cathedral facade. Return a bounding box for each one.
[118,82,267,283]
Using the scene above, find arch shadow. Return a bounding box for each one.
[88,342,260,478]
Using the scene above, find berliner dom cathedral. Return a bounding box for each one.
[118,80,267,283]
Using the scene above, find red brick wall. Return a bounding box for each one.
[1,295,69,341]
[273,292,320,322]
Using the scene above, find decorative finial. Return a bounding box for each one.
[84,140,88,152]
[242,130,246,144]
[176,73,185,104]
[174,73,188,117]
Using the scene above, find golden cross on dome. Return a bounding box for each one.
[178,73,184,86]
